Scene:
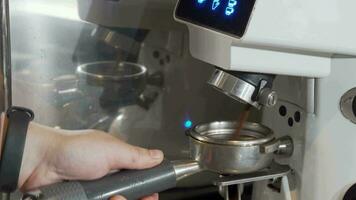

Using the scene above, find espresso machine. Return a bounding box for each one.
[173,0,356,200]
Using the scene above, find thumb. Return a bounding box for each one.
[110,142,164,170]
[110,196,126,200]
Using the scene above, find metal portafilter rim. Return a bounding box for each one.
[76,61,147,82]
[208,69,260,108]
[188,121,275,146]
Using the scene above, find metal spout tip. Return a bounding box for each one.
[172,160,202,181]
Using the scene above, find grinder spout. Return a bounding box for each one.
[208,68,278,109]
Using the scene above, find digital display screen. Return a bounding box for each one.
[175,0,256,38]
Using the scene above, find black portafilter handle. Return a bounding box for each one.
[23,160,200,200]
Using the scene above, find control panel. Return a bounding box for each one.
[174,0,256,38]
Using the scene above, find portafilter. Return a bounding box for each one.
[25,122,293,200]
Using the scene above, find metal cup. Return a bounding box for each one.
[188,121,293,174]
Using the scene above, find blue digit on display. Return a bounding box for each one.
[225,0,238,16]
[197,0,206,4]
[212,0,221,10]
[225,7,234,16]
[228,0,237,7]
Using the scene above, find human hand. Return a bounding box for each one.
[18,123,163,200]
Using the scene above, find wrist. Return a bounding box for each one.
[0,113,7,160]
[18,123,65,190]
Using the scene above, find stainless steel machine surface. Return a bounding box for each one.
[6,0,261,199]
[9,0,257,156]
[0,0,11,111]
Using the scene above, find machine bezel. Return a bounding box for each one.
[173,0,257,39]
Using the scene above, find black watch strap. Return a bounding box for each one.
[0,107,34,193]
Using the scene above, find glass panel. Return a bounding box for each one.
[10,0,260,171]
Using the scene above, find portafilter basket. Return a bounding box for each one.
[188,121,293,174]
[76,61,147,105]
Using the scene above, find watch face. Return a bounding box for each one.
[175,0,256,38]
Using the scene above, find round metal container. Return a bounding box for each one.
[76,61,147,102]
[77,61,147,87]
[188,121,276,174]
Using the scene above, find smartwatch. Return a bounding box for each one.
[0,107,34,193]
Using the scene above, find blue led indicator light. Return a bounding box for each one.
[212,0,221,10]
[225,0,238,16]
[197,0,206,4]
[184,120,193,129]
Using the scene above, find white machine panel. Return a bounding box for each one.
[245,0,356,56]
[175,0,356,78]
[177,0,356,56]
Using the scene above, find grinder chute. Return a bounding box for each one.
[208,68,278,109]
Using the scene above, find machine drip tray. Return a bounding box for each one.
[214,162,291,187]
[160,185,253,200]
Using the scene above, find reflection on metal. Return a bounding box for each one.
[54,61,148,131]
[1,193,9,200]
[0,0,12,111]
[13,1,80,21]
[92,27,144,62]
[340,87,356,124]
[172,160,202,181]
[1,1,11,198]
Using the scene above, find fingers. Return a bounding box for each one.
[141,193,159,200]
[51,130,164,180]
[110,194,158,200]
[109,141,164,170]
